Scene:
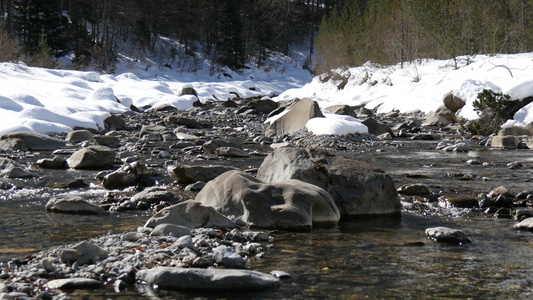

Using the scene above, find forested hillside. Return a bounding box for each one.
[0,0,532,74]
[0,0,336,72]
[316,0,533,73]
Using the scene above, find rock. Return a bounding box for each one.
[498,126,533,136]
[256,147,400,216]
[265,98,324,137]
[425,227,472,244]
[270,270,291,279]
[0,158,35,178]
[167,164,238,184]
[149,224,192,237]
[203,140,240,154]
[491,135,519,149]
[136,267,279,291]
[0,131,66,151]
[46,195,105,215]
[397,184,430,195]
[237,99,279,115]
[66,130,95,144]
[51,179,89,189]
[93,135,121,148]
[175,132,202,141]
[144,200,237,229]
[214,147,250,157]
[104,114,127,131]
[324,105,357,118]
[196,170,340,230]
[131,187,175,205]
[44,278,103,290]
[60,241,108,265]
[36,157,68,169]
[172,235,194,249]
[179,86,198,97]
[103,171,137,189]
[67,145,116,169]
[165,116,208,129]
[139,124,167,138]
[362,118,393,136]
[213,245,246,268]
[438,195,479,208]
[443,91,466,113]
[513,217,533,231]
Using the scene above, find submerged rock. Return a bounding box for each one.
[425,227,472,244]
[136,267,279,291]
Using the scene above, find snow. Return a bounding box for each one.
[1,53,533,137]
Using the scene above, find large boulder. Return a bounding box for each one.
[195,170,340,231]
[136,267,279,291]
[67,145,115,169]
[46,195,105,215]
[362,118,393,136]
[443,91,466,113]
[0,131,66,151]
[265,98,324,137]
[256,147,400,217]
[491,135,519,149]
[65,130,95,144]
[324,104,357,118]
[144,200,237,229]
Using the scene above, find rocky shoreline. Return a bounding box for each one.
[2,92,533,299]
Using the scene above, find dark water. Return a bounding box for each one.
[3,140,533,299]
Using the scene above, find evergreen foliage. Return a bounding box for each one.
[467,89,514,135]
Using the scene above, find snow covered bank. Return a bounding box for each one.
[275,53,533,128]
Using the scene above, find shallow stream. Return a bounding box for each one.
[2,140,533,298]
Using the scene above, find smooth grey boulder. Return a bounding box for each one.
[0,158,34,178]
[65,130,95,144]
[265,98,324,137]
[44,278,103,290]
[67,145,115,169]
[0,131,66,151]
[36,156,68,169]
[168,164,237,184]
[425,227,472,244]
[45,195,105,215]
[324,104,357,118]
[144,200,237,229]
[195,170,340,230]
[104,114,126,131]
[93,135,121,148]
[256,147,400,217]
[60,241,108,265]
[213,245,246,268]
[149,224,192,237]
[491,135,519,149]
[136,267,279,291]
[513,217,533,231]
[131,187,175,205]
[103,171,137,189]
[443,91,466,113]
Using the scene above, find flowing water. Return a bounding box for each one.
[3,140,533,299]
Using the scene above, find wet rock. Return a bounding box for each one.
[0,159,35,178]
[44,278,103,290]
[491,135,519,149]
[439,195,479,208]
[443,91,466,113]
[149,224,192,237]
[67,145,116,169]
[46,195,105,215]
[265,98,324,137]
[513,217,533,231]
[215,147,250,158]
[515,209,533,221]
[270,270,291,279]
[0,131,66,151]
[167,164,237,184]
[51,179,89,189]
[36,157,68,169]
[131,187,175,205]
[136,267,279,291]
[425,227,472,244]
[66,130,95,144]
[103,171,137,189]
[397,184,430,195]
[144,200,237,229]
[213,245,246,268]
[196,170,340,230]
[257,147,400,216]
[436,142,468,152]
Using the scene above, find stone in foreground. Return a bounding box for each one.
[0,131,66,151]
[67,145,115,169]
[513,217,533,231]
[44,278,103,290]
[425,227,472,244]
[136,267,279,291]
[196,170,340,230]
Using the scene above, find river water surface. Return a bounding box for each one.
[2,140,533,299]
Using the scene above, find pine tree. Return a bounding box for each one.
[217,0,247,72]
